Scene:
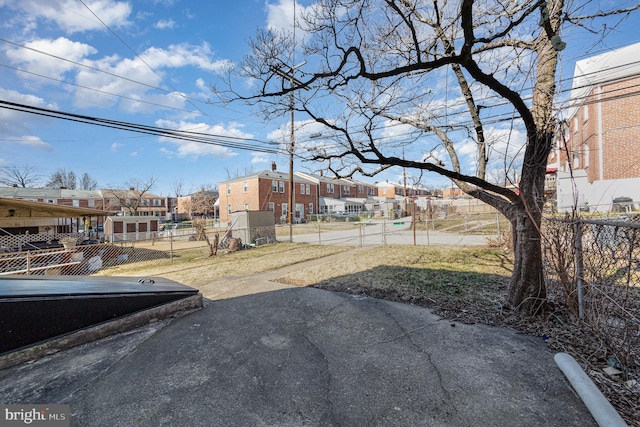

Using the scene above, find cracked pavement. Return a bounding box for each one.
[0,285,595,426]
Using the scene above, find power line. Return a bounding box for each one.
[0,99,282,155]
[0,63,198,114]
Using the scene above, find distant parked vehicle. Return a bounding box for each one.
[611,197,636,213]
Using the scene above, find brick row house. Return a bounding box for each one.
[98,188,169,217]
[0,187,170,234]
[294,172,377,215]
[218,162,446,222]
[548,42,640,212]
[219,165,318,224]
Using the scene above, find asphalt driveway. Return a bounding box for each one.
[0,287,594,426]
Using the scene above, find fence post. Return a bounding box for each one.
[382,221,386,245]
[359,223,363,247]
[496,213,501,244]
[170,232,174,264]
[318,223,322,245]
[26,250,31,275]
[574,220,585,319]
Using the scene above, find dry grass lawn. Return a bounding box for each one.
[95,243,350,286]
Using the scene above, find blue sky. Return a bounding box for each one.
[1,0,639,196]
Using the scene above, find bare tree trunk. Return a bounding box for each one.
[505,132,551,315]
[508,208,546,314]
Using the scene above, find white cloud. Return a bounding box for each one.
[265,0,314,39]
[110,142,123,151]
[0,89,57,140]
[195,78,207,91]
[51,42,230,110]
[2,0,132,34]
[155,119,252,159]
[266,0,296,33]
[250,153,271,164]
[140,43,229,72]
[380,120,419,142]
[5,37,97,81]
[154,19,176,30]
[11,135,52,150]
[485,126,527,163]
[0,88,53,109]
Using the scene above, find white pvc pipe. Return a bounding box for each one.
[554,352,627,427]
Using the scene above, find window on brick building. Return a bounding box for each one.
[272,180,278,192]
[268,202,274,211]
[279,181,285,193]
[305,184,310,195]
[227,184,231,195]
[309,203,314,214]
[300,183,305,194]
[282,203,288,216]
[243,181,248,192]
[583,142,589,168]
[227,204,232,214]
[244,203,248,210]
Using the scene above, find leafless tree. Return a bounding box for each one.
[184,186,218,218]
[220,0,639,315]
[172,180,184,198]
[224,165,255,179]
[46,169,77,189]
[46,169,98,190]
[79,173,98,190]
[103,176,157,216]
[0,165,41,188]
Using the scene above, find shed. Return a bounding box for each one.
[104,216,160,242]
[229,211,276,246]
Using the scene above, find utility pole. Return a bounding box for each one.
[403,147,408,216]
[272,62,306,243]
[288,75,295,243]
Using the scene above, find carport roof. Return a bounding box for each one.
[0,197,114,218]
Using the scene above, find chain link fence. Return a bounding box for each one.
[0,214,503,276]
[543,217,640,379]
[0,232,219,277]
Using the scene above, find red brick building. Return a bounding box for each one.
[295,172,378,214]
[219,167,318,224]
[549,42,640,212]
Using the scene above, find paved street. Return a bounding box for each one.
[290,218,490,246]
